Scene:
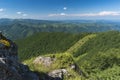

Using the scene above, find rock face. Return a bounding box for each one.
[48,69,68,80]
[0,35,39,80]
[33,56,55,67]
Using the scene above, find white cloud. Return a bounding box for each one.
[98,11,120,16]
[22,14,28,16]
[60,13,66,16]
[17,12,22,14]
[49,13,67,17]
[49,11,120,17]
[0,8,5,12]
[17,11,28,17]
[73,11,120,17]
[63,7,67,10]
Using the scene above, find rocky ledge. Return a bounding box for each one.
[0,34,39,80]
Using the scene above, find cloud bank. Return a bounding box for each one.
[49,11,120,17]
[49,13,67,16]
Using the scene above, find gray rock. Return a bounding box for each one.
[70,64,76,70]
[48,69,68,80]
[33,56,55,67]
[0,35,39,80]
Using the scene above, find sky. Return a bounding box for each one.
[0,0,120,20]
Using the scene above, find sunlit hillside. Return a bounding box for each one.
[16,31,120,80]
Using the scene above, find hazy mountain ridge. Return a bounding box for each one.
[0,19,120,40]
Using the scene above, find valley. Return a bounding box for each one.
[15,30,120,80]
[0,19,120,80]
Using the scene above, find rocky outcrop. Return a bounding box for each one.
[33,55,86,80]
[0,36,39,80]
[33,56,56,67]
[48,69,68,80]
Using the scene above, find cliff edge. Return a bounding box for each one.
[0,34,39,80]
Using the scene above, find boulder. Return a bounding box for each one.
[33,56,55,67]
[48,69,68,80]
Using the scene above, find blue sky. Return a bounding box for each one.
[0,0,120,20]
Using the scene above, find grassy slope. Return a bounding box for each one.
[75,31,120,79]
[16,31,120,80]
[66,34,96,54]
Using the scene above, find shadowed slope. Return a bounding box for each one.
[16,32,89,61]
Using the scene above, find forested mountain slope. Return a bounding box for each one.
[16,31,120,80]
[16,32,89,61]
[1,19,120,39]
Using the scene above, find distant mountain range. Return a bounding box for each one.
[0,18,120,39]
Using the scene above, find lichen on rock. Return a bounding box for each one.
[0,34,39,80]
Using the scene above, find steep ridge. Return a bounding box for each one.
[75,31,120,79]
[66,34,96,54]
